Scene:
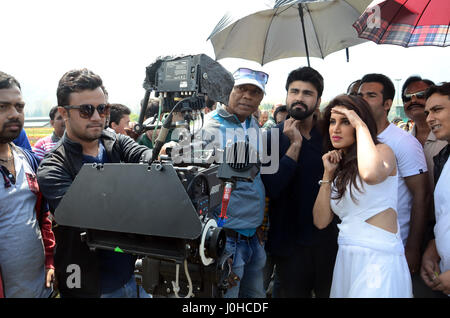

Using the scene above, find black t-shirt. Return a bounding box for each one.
[261,123,338,256]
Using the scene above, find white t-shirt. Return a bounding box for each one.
[410,124,448,187]
[434,157,450,273]
[378,123,428,245]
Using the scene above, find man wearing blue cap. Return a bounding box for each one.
[201,67,268,298]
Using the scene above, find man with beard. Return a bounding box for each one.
[37,68,152,298]
[261,66,338,298]
[0,71,55,297]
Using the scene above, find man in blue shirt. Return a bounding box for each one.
[200,67,268,298]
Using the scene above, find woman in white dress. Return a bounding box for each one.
[313,94,412,298]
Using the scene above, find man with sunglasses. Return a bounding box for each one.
[199,67,268,298]
[402,76,448,187]
[37,68,152,298]
[401,77,448,297]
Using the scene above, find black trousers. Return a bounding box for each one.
[272,241,338,298]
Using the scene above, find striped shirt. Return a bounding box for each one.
[32,133,60,160]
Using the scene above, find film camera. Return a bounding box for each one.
[54,54,259,298]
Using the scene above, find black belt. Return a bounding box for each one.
[223,228,253,241]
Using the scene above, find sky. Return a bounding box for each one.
[1,0,449,117]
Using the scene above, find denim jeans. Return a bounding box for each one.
[223,234,267,298]
[100,275,152,298]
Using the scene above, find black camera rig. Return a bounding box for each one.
[54,161,229,297]
[54,54,260,298]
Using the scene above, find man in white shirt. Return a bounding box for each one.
[421,82,450,297]
[401,76,448,297]
[358,74,431,283]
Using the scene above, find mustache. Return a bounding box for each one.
[86,123,104,129]
[3,119,23,127]
[290,101,308,111]
[5,119,22,125]
[407,103,424,110]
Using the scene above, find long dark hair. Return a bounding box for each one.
[322,94,379,202]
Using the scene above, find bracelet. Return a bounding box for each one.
[318,179,331,186]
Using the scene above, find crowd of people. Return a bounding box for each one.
[0,65,448,299]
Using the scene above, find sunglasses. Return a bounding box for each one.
[63,104,111,119]
[403,91,426,102]
[234,67,269,84]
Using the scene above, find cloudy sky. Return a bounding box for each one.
[1,0,448,116]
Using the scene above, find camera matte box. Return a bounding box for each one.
[54,163,203,240]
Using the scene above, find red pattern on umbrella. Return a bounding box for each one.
[353,0,450,47]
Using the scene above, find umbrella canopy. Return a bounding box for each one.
[353,0,450,47]
[207,0,373,66]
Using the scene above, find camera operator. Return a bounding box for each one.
[198,68,268,298]
[37,68,152,298]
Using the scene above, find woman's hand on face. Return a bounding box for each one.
[331,106,364,129]
[322,149,343,175]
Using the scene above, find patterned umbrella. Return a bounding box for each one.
[353,0,450,47]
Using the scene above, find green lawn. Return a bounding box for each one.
[25,127,53,147]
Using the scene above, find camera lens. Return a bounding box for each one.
[204,226,226,259]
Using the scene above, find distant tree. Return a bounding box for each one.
[25,98,54,118]
[260,102,274,111]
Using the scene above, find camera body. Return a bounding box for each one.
[55,161,229,297]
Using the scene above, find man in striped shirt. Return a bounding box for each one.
[32,106,65,159]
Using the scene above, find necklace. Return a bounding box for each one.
[0,144,14,163]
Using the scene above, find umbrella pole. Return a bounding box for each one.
[298,4,310,67]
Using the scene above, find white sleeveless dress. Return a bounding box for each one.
[329,175,412,298]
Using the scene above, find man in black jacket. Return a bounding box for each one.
[261,67,338,298]
[37,68,152,298]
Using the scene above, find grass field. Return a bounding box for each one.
[25,127,53,147]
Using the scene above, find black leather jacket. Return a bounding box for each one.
[37,130,152,297]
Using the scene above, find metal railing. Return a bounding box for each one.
[24,117,51,128]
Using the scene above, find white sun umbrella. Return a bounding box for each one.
[208,0,373,66]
